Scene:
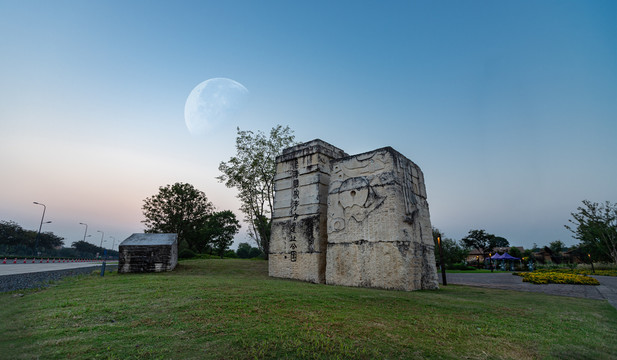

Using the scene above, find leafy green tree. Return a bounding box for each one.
[249,247,264,259]
[432,228,468,268]
[142,182,215,252]
[494,236,510,248]
[0,220,24,247]
[236,242,263,259]
[71,240,104,258]
[217,125,296,259]
[508,246,523,259]
[461,229,498,264]
[549,240,566,255]
[565,200,617,263]
[0,220,63,256]
[236,242,252,259]
[38,232,64,252]
[201,210,241,258]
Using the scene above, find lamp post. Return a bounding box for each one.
[437,236,447,286]
[489,253,493,272]
[97,230,104,259]
[33,202,47,257]
[79,222,88,242]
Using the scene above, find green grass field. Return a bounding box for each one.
[1,259,616,359]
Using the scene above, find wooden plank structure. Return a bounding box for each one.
[118,233,178,273]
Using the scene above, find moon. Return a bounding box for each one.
[184,78,249,136]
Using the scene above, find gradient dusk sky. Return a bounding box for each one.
[1,0,615,251]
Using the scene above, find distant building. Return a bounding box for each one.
[118,233,178,273]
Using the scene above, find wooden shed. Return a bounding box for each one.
[118,233,178,273]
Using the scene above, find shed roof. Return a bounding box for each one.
[120,233,178,246]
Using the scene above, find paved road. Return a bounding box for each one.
[0,261,116,276]
[439,272,617,310]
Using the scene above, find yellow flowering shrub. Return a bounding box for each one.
[513,271,600,285]
[533,268,617,277]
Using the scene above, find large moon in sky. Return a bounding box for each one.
[184,78,249,136]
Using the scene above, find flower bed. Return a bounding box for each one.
[513,271,600,285]
[533,268,617,277]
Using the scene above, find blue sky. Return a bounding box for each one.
[1,0,615,251]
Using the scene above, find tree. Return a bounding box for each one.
[142,182,214,252]
[433,228,468,268]
[461,229,498,264]
[0,220,64,256]
[201,210,241,258]
[236,242,252,259]
[38,232,63,251]
[236,242,263,259]
[494,236,510,248]
[509,246,523,259]
[565,200,617,263]
[72,240,104,258]
[217,125,296,259]
[549,240,566,255]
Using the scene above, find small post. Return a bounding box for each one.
[100,249,107,277]
[489,253,493,272]
[588,253,595,274]
[438,236,447,286]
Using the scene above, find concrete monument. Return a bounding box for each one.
[269,140,438,291]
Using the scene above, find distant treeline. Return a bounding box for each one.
[0,220,118,259]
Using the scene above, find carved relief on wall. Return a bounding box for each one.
[327,151,393,234]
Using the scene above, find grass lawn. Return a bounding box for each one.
[1,259,616,359]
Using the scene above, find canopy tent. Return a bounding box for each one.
[501,252,520,260]
[490,253,504,260]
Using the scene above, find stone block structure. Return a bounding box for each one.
[118,233,178,273]
[269,140,348,283]
[269,140,438,291]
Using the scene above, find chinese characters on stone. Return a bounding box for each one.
[289,158,299,262]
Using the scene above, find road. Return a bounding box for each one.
[0,260,116,276]
[439,272,617,310]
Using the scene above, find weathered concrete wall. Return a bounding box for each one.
[325,148,439,290]
[118,244,177,273]
[269,139,348,283]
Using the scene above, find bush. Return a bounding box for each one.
[448,263,476,271]
[513,271,600,285]
[179,248,197,259]
[224,250,238,258]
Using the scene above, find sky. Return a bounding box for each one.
[1,0,615,252]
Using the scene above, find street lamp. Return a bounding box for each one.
[489,253,493,272]
[79,222,88,242]
[437,236,447,286]
[97,230,104,259]
[33,202,47,257]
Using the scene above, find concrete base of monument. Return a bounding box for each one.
[325,241,439,291]
[268,253,326,284]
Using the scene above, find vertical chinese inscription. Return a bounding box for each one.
[289,158,299,262]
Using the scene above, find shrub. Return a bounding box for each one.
[448,263,476,271]
[224,250,238,258]
[179,248,197,259]
[513,271,600,285]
